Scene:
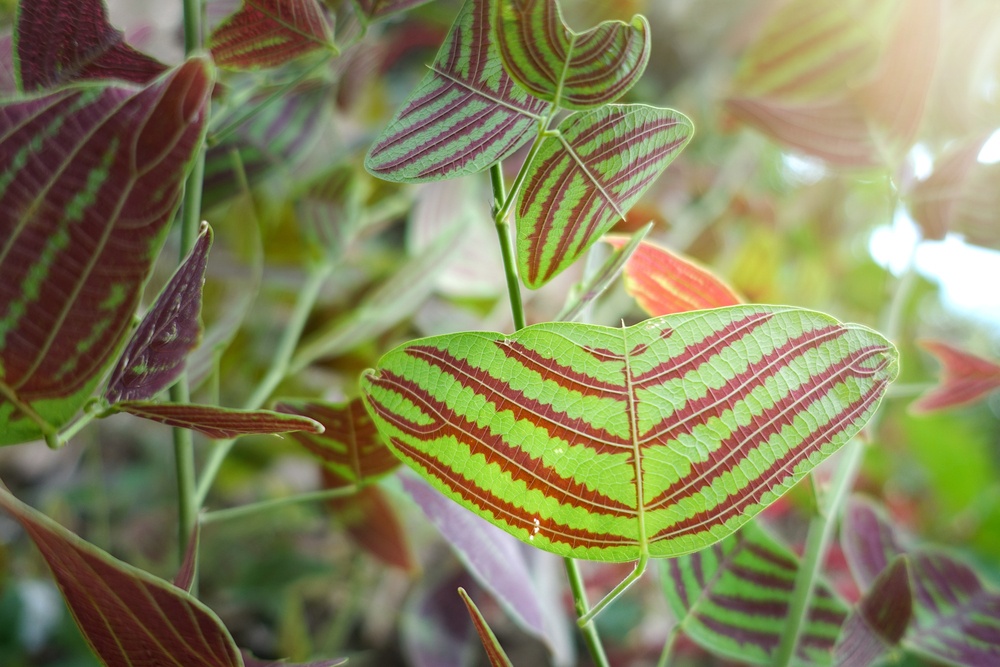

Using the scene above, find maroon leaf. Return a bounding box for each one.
[209,0,336,70]
[15,0,167,91]
[241,649,346,667]
[112,401,324,439]
[912,340,1000,413]
[459,588,514,667]
[0,484,243,667]
[352,0,433,22]
[174,523,201,593]
[105,222,213,404]
[0,31,16,93]
[834,556,912,667]
[0,58,213,446]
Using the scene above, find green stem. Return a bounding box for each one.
[200,485,358,525]
[490,164,526,331]
[656,624,682,667]
[564,557,611,667]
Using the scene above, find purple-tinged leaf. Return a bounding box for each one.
[834,556,912,667]
[14,0,168,91]
[241,649,346,667]
[459,588,514,667]
[112,400,323,439]
[0,32,16,93]
[0,58,213,446]
[402,567,476,667]
[911,340,1000,413]
[364,0,551,183]
[174,523,201,593]
[352,0,433,22]
[105,222,213,404]
[842,498,906,589]
[295,163,366,261]
[0,484,243,667]
[516,104,692,288]
[662,520,847,665]
[209,0,337,70]
[495,0,649,110]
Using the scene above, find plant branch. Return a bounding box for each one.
[564,557,611,667]
[200,484,358,525]
[490,164,526,331]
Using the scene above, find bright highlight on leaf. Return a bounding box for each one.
[209,0,336,70]
[912,340,1000,413]
[495,0,650,110]
[361,305,897,562]
[516,104,693,288]
[111,401,324,439]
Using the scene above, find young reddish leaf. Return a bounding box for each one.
[362,305,898,562]
[911,340,1000,413]
[0,484,243,667]
[105,223,213,404]
[834,556,912,667]
[604,236,742,316]
[0,58,213,446]
[112,401,323,439]
[352,0,433,22]
[364,0,550,182]
[662,521,847,665]
[275,398,399,482]
[242,651,345,667]
[516,104,692,288]
[209,0,336,70]
[14,0,167,91]
[494,0,649,110]
[459,588,514,667]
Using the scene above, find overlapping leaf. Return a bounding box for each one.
[364,0,550,182]
[833,556,911,667]
[352,0,433,22]
[459,588,514,667]
[0,58,213,446]
[209,0,336,70]
[362,305,897,561]
[111,401,323,439]
[912,340,1000,413]
[494,0,649,109]
[15,0,167,91]
[662,520,847,665]
[604,236,741,316]
[516,104,692,288]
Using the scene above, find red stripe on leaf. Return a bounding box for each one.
[912,340,1000,413]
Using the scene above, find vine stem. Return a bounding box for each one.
[200,485,358,525]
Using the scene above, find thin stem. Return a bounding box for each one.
[656,624,682,667]
[200,485,358,525]
[577,555,647,627]
[490,164,526,331]
[564,558,611,667]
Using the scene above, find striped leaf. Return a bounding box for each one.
[0,59,213,446]
[361,305,898,562]
[459,588,514,667]
[604,236,742,316]
[912,340,1000,413]
[494,0,650,110]
[352,0,433,22]
[364,0,550,183]
[662,520,847,665]
[209,0,336,70]
[111,401,323,439]
[833,556,912,667]
[516,104,692,288]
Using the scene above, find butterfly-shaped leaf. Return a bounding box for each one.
[209,0,336,70]
[361,305,897,562]
[0,59,213,446]
[15,0,167,91]
[110,401,323,439]
[459,588,515,667]
[833,556,912,667]
[495,0,649,110]
[912,340,1000,413]
[516,104,692,288]
[662,520,847,665]
[364,0,550,182]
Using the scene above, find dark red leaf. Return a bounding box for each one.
[0,31,16,93]
[834,556,912,667]
[912,340,1000,413]
[173,523,201,593]
[15,0,167,91]
[209,0,336,70]
[112,401,324,439]
[459,588,514,667]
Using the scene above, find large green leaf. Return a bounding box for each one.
[495,0,649,110]
[361,305,897,562]
[516,104,692,288]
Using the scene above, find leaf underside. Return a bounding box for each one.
[362,305,898,562]
[113,400,323,439]
[833,556,912,667]
[209,0,335,70]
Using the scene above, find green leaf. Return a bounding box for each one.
[495,0,650,110]
[516,104,692,288]
[364,0,550,183]
[361,305,898,562]
[662,520,847,665]
[208,0,336,70]
[459,588,514,667]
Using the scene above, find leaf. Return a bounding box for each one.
[242,651,346,667]
[604,236,742,316]
[105,223,213,404]
[662,520,847,665]
[911,340,1000,413]
[495,0,650,110]
[0,484,243,667]
[112,401,323,439]
[174,523,201,593]
[0,31,17,93]
[516,104,693,288]
[907,135,991,240]
[833,556,912,667]
[209,0,336,70]
[364,0,550,183]
[402,567,476,667]
[352,0,433,22]
[14,0,168,91]
[362,305,898,562]
[459,588,514,667]
[0,58,213,446]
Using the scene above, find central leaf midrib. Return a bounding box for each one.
[622,326,648,555]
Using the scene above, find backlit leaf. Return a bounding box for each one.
[833,556,912,667]
[0,58,213,446]
[112,400,323,439]
[105,223,213,404]
[516,104,692,288]
[604,236,742,316]
[459,588,514,667]
[364,0,550,182]
[494,0,649,110]
[352,0,433,22]
[362,305,898,562]
[209,0,336,70]
[911,340,1000,413]
[662,520,847,665]
[14,0,167,91]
